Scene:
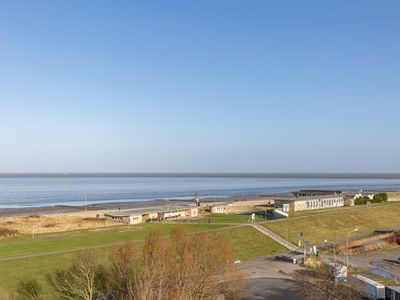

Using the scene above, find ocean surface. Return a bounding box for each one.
[1,175,400,209]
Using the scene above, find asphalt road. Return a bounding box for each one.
[237,254,305,299]
[242,278,304,300]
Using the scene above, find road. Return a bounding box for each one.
[242,278,304,300]
[321,247,400,281]
[237,254,305,299]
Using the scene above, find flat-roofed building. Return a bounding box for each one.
[105,205,199,224]
[209,203,229,214]
[274,190,344,213]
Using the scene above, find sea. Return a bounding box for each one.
[0,174,400,209]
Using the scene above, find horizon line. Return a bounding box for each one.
[0,172,400,179]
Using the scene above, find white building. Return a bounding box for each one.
[274,190,344,213]
[210,203,228,214]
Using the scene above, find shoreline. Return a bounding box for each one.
[1,189,399,219]
[0,194,267,218]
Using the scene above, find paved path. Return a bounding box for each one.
[238,255,305,299]
[251,223,301,252]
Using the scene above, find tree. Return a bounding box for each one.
[372,193,388,203]
[17,279,42,300]
[47,251,106,300]
[106,242,136,299]
[112,226,243,299]
[355,196,368,205]
[45,228,242,300]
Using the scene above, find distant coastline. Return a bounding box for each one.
[1,172,400,179]
[1,175,400,211]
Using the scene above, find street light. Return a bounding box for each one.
[324,239,336,265]
[346,228,359,271]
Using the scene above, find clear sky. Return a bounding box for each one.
[0,1,399,173]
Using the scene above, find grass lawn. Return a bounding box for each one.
[0,224,284,298]
[0,223,228,258]
[211,226,286,260]
[191,213,266,223]
[263,201,400,246]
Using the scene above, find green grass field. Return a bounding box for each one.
[212,226,286,260]
[0,223,285,298]
[0,223,228,258]
[263,201,400,245]
[197,213,266,223]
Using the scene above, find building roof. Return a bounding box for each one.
[208,202,231,208]
[105,205,197,217]
[274,194,344,202]
[351,275,385,287]
[387,286,400,293]
[296,189,342,194]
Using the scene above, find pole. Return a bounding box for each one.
[346,233,349,271]
[85,194,88,215]
[333,242,336,265]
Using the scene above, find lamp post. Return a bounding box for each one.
[85,194,88,215]
[346,228,359,271]
[324,239,336,265]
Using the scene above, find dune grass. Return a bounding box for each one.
[263,201,400,246]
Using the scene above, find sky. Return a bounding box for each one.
[0,1,399,173]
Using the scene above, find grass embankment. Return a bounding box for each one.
[0,223,227,258]
[0,223,285,298]
[193,213,266,223]
[263,201,400,245]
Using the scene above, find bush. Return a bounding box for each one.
[354,196,368,205]
[17,279,42,300]
[0,227,19,237]
[372,193,388,203]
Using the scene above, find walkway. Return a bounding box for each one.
[251,223,301,252]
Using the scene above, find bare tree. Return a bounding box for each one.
[106,242,136,299]
[44,227,242,300]
[47,250,105,300]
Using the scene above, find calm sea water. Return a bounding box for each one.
[0,176,400,208]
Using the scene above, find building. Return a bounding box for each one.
[105,205,199,224]
[274,190,345,213]
[386,286,400,300]
[209,203,229,214]
[350,275,385,300]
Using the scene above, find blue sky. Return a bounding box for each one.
[0,1,399,173]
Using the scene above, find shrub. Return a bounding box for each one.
[372,193,388,203]
[354,196,368,205]
[17,279,42,300]
[0,227,19,237]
